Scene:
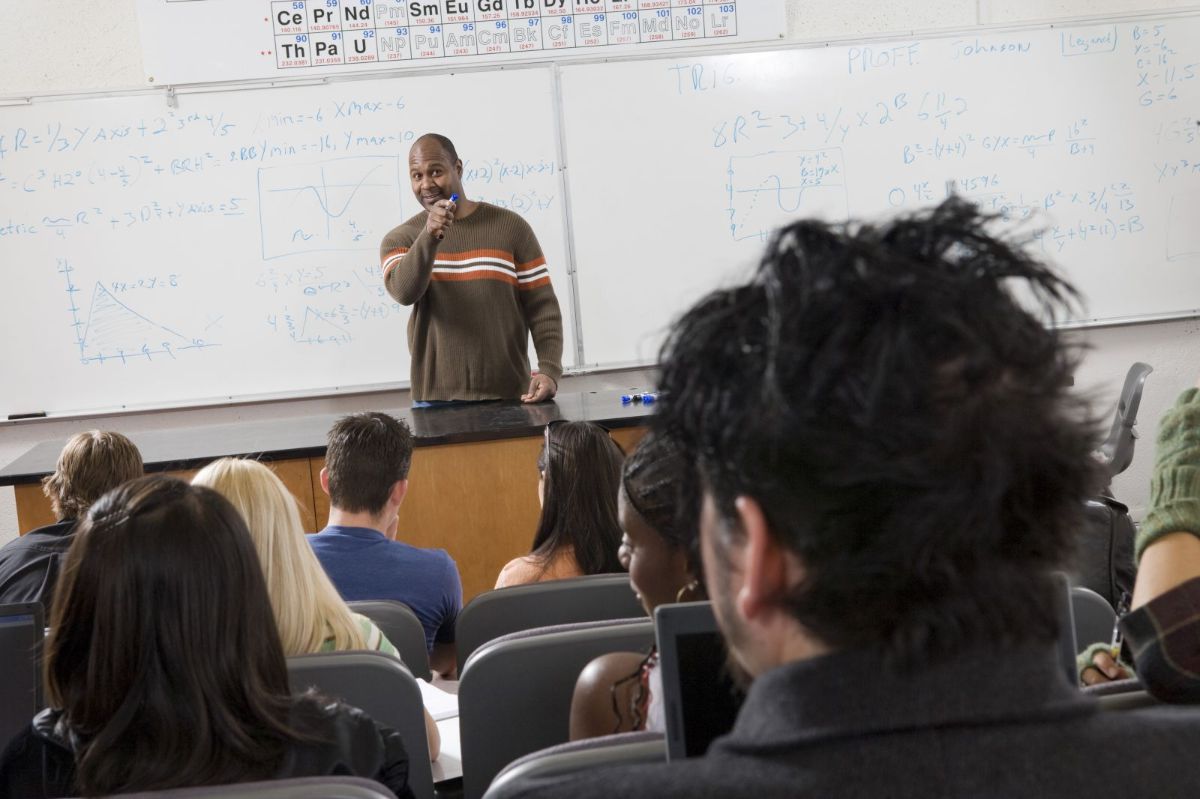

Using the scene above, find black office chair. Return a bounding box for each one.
[287,652,434,799]
[455,574,646,672]
[458,618,655,799]
[348,600,432,681]
[1096,361,1153,482]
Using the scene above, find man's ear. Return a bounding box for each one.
[734,495,790,624]
[319,467,331,497]
[390,478,409,507]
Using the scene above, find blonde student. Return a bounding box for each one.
[193,458,439,760]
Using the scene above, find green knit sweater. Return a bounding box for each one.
[380,203,564,401]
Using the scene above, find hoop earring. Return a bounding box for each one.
[675,579,700,604]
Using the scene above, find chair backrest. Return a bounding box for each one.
[0,602,45,747]
[348,600,432,681]
[456,574,646,672]
[458,618,655,799]
[483,732,665,799]
[1096,361,1153,482]
[1071,586,1118,653]
[287,652,434,799]
[96,776,398,799]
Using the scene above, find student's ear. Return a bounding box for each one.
[734,495,791,624]
[319,467,331,497]
[391,478,409,507]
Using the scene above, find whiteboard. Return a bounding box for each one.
[0,67,572,418]
[561,17,1200,367]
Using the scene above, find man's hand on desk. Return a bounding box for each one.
[522,374,557,404]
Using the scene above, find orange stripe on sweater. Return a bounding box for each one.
[517,256,547,273]
[436,249,516,263]
[431,271,519,286]
[381,247,409,279]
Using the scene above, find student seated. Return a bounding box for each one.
[489,199,1200,799]
[0,431,142,611]
[192,457,440,759]
[0,475,411,799]
[569,431,703,739]
[309,412,462,677]
[496,421,626,588]
[1076,379,1200,700]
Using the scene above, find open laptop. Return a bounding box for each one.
[655,601,744,761]
[0,602,46,745]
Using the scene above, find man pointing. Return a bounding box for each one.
[381,133,563,404]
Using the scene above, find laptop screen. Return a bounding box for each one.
[655,601,744,760]
[0,603,45,745]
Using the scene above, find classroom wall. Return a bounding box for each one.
[2,0,1198,544]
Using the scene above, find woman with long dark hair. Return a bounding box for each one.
[569,431,704,739]
[495,421,626,588]
[0,475,411,798]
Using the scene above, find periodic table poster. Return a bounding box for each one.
[135,0,786,85]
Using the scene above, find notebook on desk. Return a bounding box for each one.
[655,601,744,761]
[0,602,46,745]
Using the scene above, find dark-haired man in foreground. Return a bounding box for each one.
[497,199,1200,798]
[309,412,462,676]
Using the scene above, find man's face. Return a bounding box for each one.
[408,141,463,211]
[699,492,754,688]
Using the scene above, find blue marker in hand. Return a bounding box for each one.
[435,194,459,241]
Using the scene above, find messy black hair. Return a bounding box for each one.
[655,198,1102,666]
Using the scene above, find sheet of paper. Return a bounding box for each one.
[418,677,460,721]
[432,716,462,783]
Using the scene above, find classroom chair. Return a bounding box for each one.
[1071,586,1118,655]
[1096,361,1154,482]
[455,574,646,672]
[483,731,666,799]
[287,651,434,799]
[458,618,655,799]
[348,600,432,681]
[103,776,398,799]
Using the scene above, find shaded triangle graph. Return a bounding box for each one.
[76,283,213,364]
[294,307,352,345]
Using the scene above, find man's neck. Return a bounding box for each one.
[455,197,481,219]
[326,507,389,536]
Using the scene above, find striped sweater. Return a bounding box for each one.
[380,202,564,401]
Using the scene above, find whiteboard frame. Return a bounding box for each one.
[4,5,1200,419]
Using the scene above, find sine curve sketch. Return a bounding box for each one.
[257,155,404,258]
[726,149,850,242]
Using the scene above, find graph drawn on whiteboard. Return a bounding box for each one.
[257,156,404,259]
[59,259,218,366]
[726,149,850,242]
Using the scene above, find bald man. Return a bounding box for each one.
[380,134,563,405]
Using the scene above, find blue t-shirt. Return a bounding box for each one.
[308,525,462,651]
